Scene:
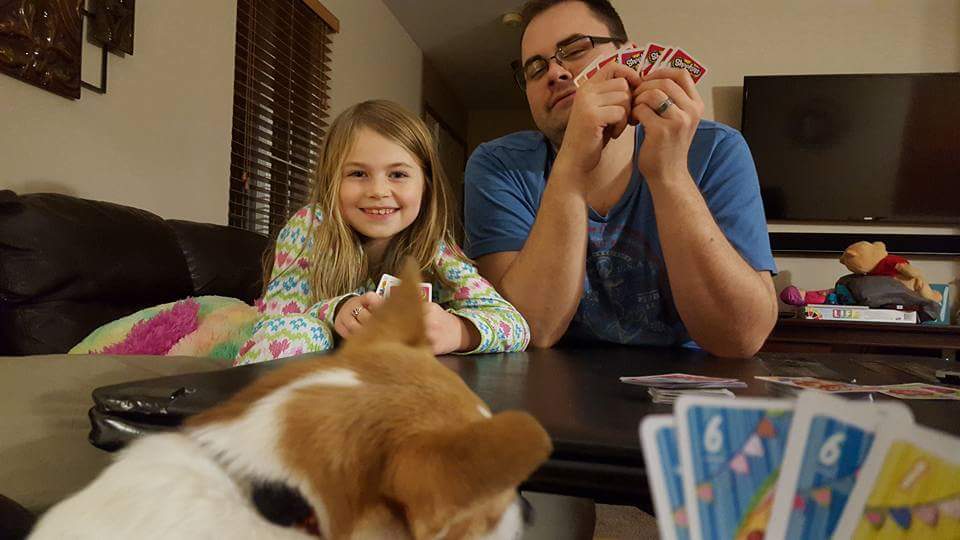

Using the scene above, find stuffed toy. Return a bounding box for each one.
[839,241,942,303]
[779,284,855,307]
[780,286,833,306]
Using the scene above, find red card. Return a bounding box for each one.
[640,42,666,76]
[661,48,708,83]
[655,47,675,71]
[596,51,619,70]
[574,57,601,87]
[618,47,645,71]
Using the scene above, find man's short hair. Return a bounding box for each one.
[520,0,627,43]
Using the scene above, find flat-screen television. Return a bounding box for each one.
[741,73,960,224]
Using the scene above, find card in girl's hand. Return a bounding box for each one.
[676,396,794,540]
[656,48,708,84]
[641,416,691,540]
[383,281,432,302]
[833,422,960,539]
[767,392,913,540]
[376,273,402,296]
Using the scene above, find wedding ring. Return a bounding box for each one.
[351,306,363,321]
[655,97,674,116]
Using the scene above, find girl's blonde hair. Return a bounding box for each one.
[281,99,460,301]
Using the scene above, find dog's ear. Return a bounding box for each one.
[382,411,552,540]
[344,257,429,350]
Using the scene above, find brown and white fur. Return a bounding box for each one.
[30,261,552,540]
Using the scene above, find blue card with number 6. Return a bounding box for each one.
[641,415,691,540]
[676,396,794,540]
[766,392,913,540]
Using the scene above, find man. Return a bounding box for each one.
[463,0,778,357]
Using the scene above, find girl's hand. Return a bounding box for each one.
[422,302,480,355]
[334,292,383,339]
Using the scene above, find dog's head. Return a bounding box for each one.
[188,260,551,539]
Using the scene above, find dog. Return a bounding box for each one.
[30,261,552,539]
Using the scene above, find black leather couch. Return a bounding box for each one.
[0,190,269,356]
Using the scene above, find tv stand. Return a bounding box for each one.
[769,232,960,257]
[763,318,960,361]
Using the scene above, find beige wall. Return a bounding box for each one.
[2,0,422,225]
[1,0,238,224]
[614,0,960,317]
[323,0,422,119]
[613,0,960,124]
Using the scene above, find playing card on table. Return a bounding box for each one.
[641,415,691,540]
[767,392,913,540]
[755,376,875,394]
[676,396,794,540]
[833,422,960,539]
[620,373,746,389]
[650,388,735,404]
[876,382,960,400]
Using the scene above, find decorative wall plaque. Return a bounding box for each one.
[0,0,84,99]
[88,0,134,55]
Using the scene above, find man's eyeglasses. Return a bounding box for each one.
[513,34,626,90]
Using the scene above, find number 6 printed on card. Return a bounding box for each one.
[676,396,794,540]
[767,392,912,540]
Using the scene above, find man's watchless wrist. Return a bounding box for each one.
[548,152,590,200]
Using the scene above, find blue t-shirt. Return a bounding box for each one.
[463,121,777,347]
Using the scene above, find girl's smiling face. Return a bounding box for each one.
[338,127,426,246]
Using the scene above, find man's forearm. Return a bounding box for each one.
[648,171,778,357]
[497,167,589,347]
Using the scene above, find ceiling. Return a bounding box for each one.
[382,0,528,109]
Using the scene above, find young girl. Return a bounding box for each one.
[234,100,529,365]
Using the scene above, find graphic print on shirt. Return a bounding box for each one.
[575,221,680,345]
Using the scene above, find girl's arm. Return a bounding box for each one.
[435,242,531,354]
[258,206,354,325]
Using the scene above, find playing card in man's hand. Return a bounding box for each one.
[656,48,708,83]
[618,47,645,70]
[640,42,668,76]
[573,52,613,87]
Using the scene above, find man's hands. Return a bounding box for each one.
[557,63,703,187]
[334,292,478,355]
[558,64,642,186]
[631,69,705,180]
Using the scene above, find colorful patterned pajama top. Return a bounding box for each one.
[233,206,530,365]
